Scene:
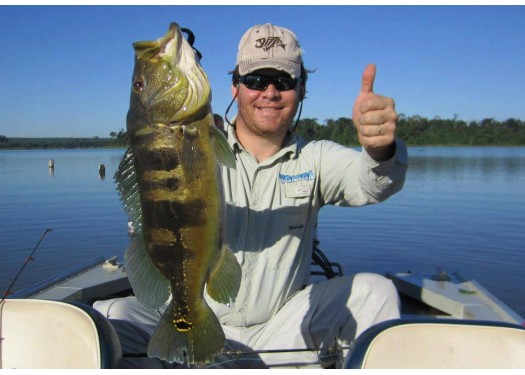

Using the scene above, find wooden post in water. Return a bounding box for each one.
[99,164,106,180]
[48,159,54,177]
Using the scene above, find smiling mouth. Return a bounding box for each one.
[256,106,282,111]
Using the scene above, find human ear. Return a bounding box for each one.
[231,84,239,100]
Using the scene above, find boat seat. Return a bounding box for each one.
[344,318,525,369]
[0,299,122,368]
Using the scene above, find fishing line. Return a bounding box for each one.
[1,228,53,303]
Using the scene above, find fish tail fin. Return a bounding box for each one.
[148,301,225,365]
[147,302,187,365]
[186,302,225,365]
[206,244,241,304]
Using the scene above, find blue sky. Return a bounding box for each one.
[1,5,525,137]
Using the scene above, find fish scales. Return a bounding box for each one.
[116,22,240,365]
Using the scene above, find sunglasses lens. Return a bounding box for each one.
[274,76,297,91]
[242,75,267,90]
[240,74,298,91]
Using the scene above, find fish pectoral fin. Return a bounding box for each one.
[181,126,201,179]
[148,301,225,365]
[125,235,170,309]
[206,244,241,305]
[211,125,236,169]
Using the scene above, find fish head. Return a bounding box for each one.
[127,23,211,135]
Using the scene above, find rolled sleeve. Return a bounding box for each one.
[318,139,408,206]
[360,139,408,202]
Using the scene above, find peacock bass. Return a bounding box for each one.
[115,22,240,365]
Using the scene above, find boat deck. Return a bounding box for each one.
[10,256,525,326]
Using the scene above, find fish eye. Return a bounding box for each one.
[133,80,144,91]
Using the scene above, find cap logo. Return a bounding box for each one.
[255,36,287,52]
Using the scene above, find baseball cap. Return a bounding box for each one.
[236,23,303,79]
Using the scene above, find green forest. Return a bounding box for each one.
[1,115,525,149]
[294,115,525,146]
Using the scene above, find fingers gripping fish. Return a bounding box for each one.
[115,23,240,365]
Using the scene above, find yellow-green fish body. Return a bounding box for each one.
[116,23,240,365]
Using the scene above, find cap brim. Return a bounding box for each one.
[239,59,301,79]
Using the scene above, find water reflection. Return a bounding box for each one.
[410,154,525,175]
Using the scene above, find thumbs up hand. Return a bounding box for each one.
[352,64,397,161]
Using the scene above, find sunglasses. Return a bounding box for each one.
[239,74,300,91]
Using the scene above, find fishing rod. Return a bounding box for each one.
[1,228,53,303]
[123,344,351,364]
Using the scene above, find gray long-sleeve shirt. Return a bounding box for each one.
[206,127,408,327]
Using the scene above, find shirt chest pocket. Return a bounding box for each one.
[283,180,313,199]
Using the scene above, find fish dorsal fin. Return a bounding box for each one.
[115,148,143,232]
[206,244,241,304]
[210,125,236,169]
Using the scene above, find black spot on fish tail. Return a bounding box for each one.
[174,319,193,332]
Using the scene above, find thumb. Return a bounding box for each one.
[360,64,376,95]
[353,64,377,121]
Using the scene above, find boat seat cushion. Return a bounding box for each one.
[0,299,122,368]
[344,318,525,368]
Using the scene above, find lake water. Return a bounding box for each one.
[1,147,524,318]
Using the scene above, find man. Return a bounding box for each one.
[95,23,407,368]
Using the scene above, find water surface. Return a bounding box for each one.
[1,147,524,318]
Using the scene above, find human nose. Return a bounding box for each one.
[261,83,281,99]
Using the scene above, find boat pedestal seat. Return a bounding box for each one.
[0,299,122,368]
[344,318,525,369]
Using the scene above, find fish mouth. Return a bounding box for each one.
[132,22,183,63]
[131,23,211,121]
[133,23,187,108]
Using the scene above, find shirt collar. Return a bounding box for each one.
[226,116,299,162]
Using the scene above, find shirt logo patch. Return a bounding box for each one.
[279,170,314,184]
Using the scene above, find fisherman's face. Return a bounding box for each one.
[232,69,301,138]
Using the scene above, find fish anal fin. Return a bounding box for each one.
[206,244,241,305]
[125,235,170,309]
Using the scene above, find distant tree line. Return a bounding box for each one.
[0,130,129,149]
[294,115,525,146]
[109,129,130,147]
[1,116,525,149]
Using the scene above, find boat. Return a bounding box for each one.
[2,247,525,369]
